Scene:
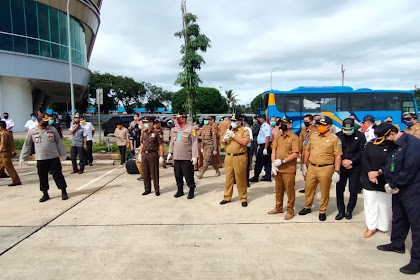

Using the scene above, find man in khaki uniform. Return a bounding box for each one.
[211,116,222,168]
[298,114,318,193]
[404,113,420,139]
[268,116,299,219]
[299,116,342,221]
[195,126,204,171]
[167,113,198,199]
[197,116,220,179]
[0,121,21,186]
[219,116,230,151]
[219,114,250,207]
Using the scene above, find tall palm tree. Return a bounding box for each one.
[225,90,238,113]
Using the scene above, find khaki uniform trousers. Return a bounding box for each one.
[301,151,310,182]
[224,154,247,202]
[0,153,20,184]
[304,164,334,214]
[215,138,222,168]
[201,144,219,172]
[195,141,204,170]
[274,172,296,214]
[135,157,144,178]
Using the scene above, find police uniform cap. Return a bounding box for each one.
[281,116,293,123]
[176,112,187,118]
[342,118,355,130]
[362,115,375,123]
[373,122,394,145]
[142,117,150,122]
[231,114,239,121]
[385,116,393,122]
[204,116,212,120]
[258,114,267,120]
[404,113,417,120]
[317,116,333,125]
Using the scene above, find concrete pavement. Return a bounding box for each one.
[0,163,413,279]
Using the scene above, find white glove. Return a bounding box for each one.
[213,150,217,155]
[138,153,142,163]
[272,163,278,176]
[226,129,235,139]
[159,156,164,165]
[332,171,340,184]
[19,159,25,167]
[384,183,400,194]
[263,149,268,156]
[167,153,172,162]
[201,149,204,153]
[274,159,283,167]
[191,158,197,166]
[301,164,307,176]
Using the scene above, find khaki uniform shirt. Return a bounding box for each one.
[20,126,66,161]
[114,127,129,146]
[307,132,342,165]
[0,131,14,156]
[225,126,250,155]
[140,129,163,152]
[201,124,217,150]
[219,119,230,139]
[272,130,299,173]
[404,122,420,139]
[212,122,220,140]
[299,126,317,154]
[169,125,198,160]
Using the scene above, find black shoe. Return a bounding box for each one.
[249,177,259,182]
[39,193,50,202]
[377,243,405,254]
[261,177,271,182]
[155,189,160,196]
[71,170,79,174]
[174,192,184,198]
[298,189,305,193]
[0,173,10,178]
[242,202,248,207]
[400,263,420,274]
[220,200,230,205]
[319,213,326,221]
[89,163,93,166]
[137,177,143,181]
[62,190,69,200]
[345,212,353,220]
[187,188,195,199]
[335,213,345,220]
[8,182,22,187]
[247,184,250,188]
[298,208,311,215]
[142,191,151,196]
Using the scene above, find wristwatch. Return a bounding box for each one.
[335,170,341,174]
[378,169,383,175]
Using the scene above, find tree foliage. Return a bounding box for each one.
[143,83,173,112]
[172,87,228,114]
[225,89,238,113]
[175,1,211,119]
[251,95,263,114]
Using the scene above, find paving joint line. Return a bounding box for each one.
[0,170,126,257]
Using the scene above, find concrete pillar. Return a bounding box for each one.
[32,88,45,115]
[0,76,33,132]
[40,96,52,113]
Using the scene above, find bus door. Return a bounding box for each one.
[285,95,302,134]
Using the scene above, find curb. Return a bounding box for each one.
[25,160,117,166]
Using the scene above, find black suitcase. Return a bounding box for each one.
[126,153,140,174]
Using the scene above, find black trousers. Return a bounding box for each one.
[118,146,127,164]
[246,147,251,185]
[174,160,196,193]
[253,143,271,180]
[37,157,67,192]
[390,183,420,266]
[250,141,258,159]
[71,146,86,172]
[86,140,93,164]
[336,167,361,214]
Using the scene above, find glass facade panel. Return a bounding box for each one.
[0,0,87,67]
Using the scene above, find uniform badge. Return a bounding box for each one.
[338,142,342,146]
[355,137,358,140]
[177,134,181,140]
[193,129,196,136]
[151,133,155,138]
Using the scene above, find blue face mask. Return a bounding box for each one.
[144,123,149,129]
[31,117,37,121]
[204,120,209,125]
[343,129,354,135]
[406,121,414,127]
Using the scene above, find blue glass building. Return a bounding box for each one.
[0,0,102,131]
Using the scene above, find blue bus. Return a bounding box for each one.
[261,86,418,134]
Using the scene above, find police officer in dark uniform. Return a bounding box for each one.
[138,117,164,196]
[335,118,366,220]
[371,123,420,275]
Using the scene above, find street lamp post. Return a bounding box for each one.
[270,67,280,90]
[67,0,75,118]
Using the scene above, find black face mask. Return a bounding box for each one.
[280,123,288,131]
[304,121,310,127]
[3,116,8,120]
[40,121,48,128]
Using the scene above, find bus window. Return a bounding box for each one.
[402,100,415,113]
[350,95,373,111]
[374,94,399,111]
[262,94,269,110]
[274,94,284,112]
[337,95,349,111]
[285,96,301,112]
[302,95,320,111]
[321,97,336,111]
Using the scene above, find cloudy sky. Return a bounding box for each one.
[89,0,420,105]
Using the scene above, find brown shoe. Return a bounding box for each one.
[284,213,294,220]
[267,209,283,215]
[364,229,378,238]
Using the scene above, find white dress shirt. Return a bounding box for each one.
[82,122,95,141]
[24,119,38,130]
[1,118,14,132]
[245,126,253,147]
[364,125,375,143]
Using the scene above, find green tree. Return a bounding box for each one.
[111,76,146,109]
[225,89,238,113]
[143,83,173,112]
[174,0,211,122]
[251,95,262,114]
[172,87,228,114]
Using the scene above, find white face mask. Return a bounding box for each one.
[231,121,238,129]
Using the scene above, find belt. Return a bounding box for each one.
[310,163,334,167]
[227,152,246,156]
[143,150,157,154]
